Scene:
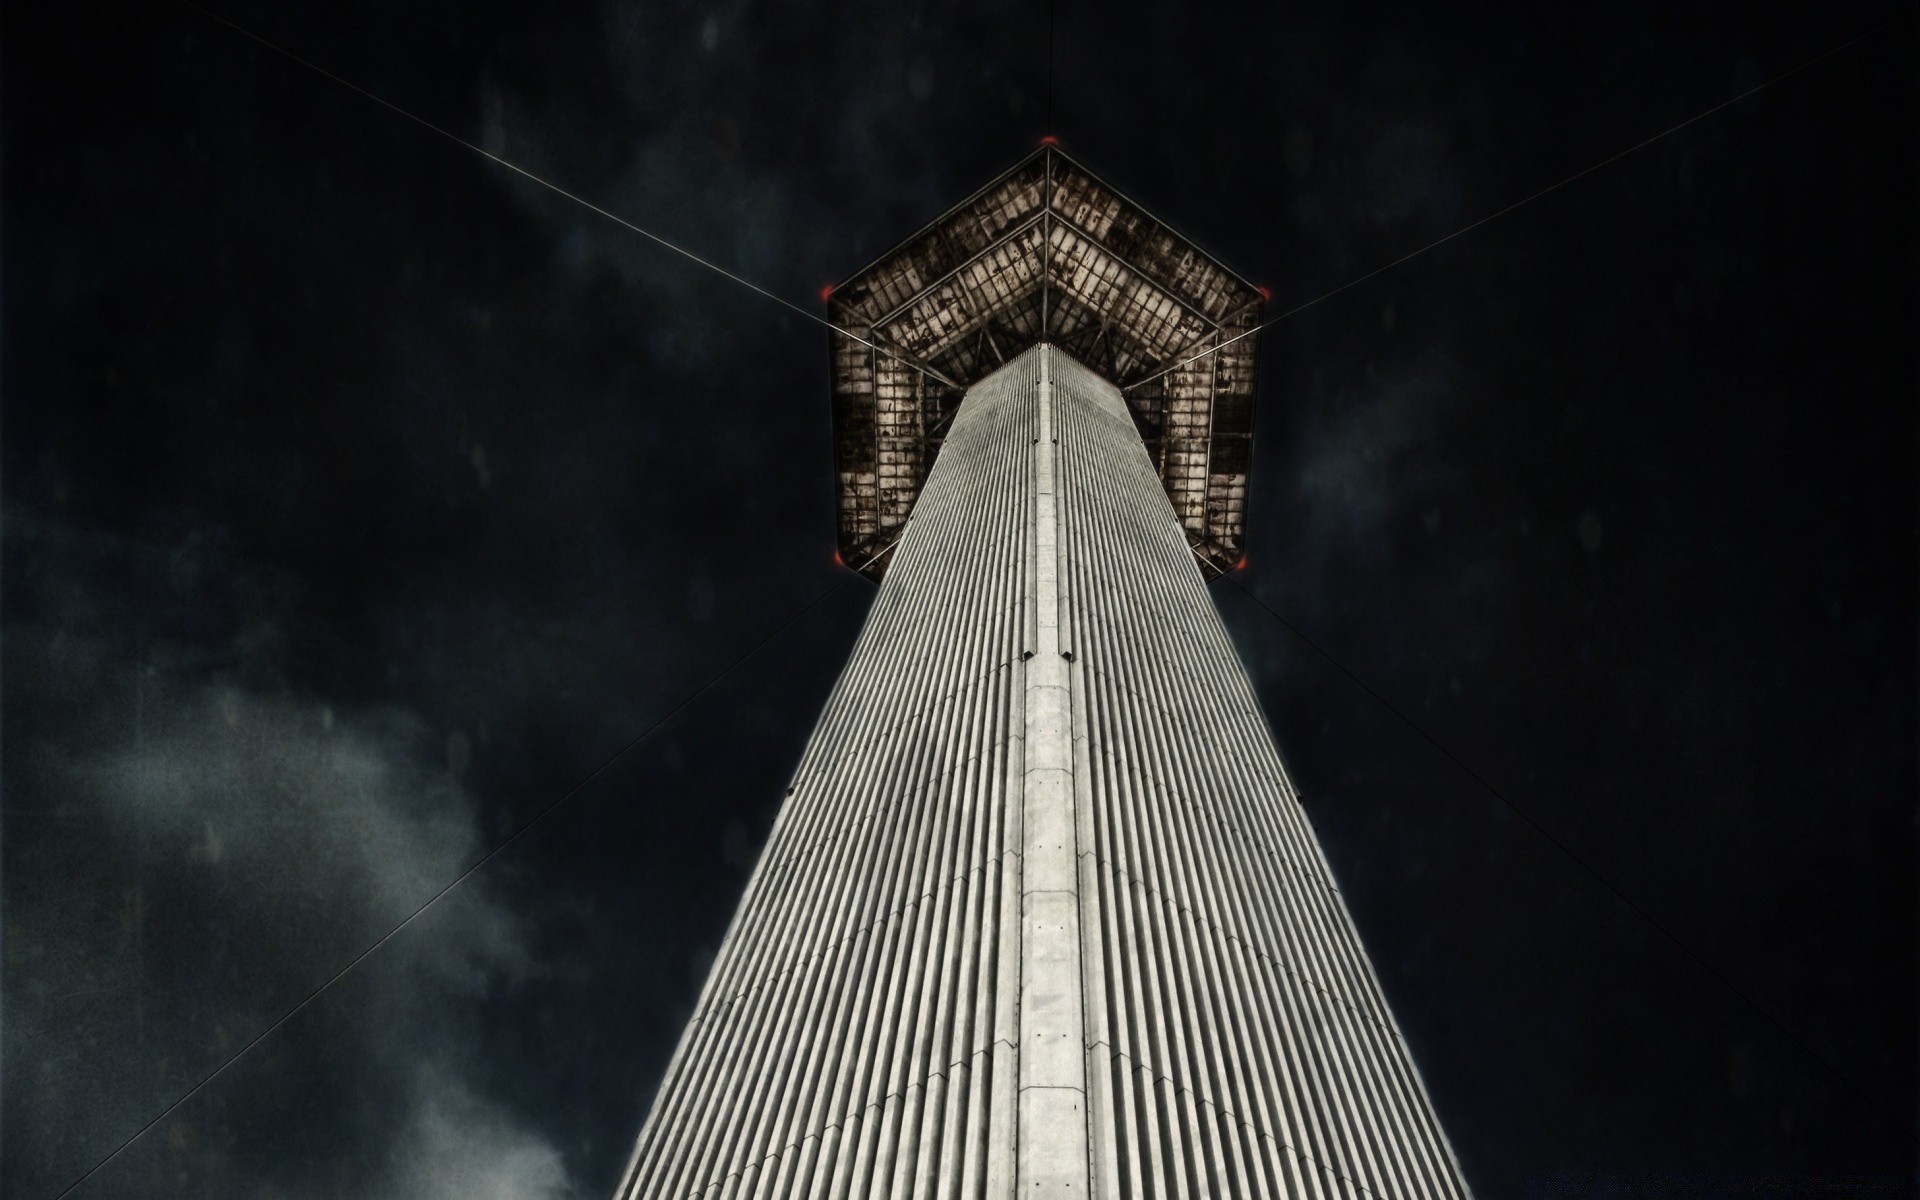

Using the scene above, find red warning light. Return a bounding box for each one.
[833,550,844,567]
[1235,555,1249,571]
[819,284,835,303]
[1255,286,1272,302]
[1039,135,1060,146]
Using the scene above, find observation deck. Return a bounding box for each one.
[827,144,1264,579]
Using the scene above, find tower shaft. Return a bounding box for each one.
[617,345,1469,1198]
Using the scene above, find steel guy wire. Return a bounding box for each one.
[182,1,962,391]
[48,574,854,1199]
[87,5,1912,1190]
[1124,9,1917,392]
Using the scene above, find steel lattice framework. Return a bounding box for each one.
[615,346,1470,1199]
[828,147,1263,581]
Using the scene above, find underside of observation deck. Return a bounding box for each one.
[828,145,1264,579]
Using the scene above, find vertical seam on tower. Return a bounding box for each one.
[1016,343,1092,1195]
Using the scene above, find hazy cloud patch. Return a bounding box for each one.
[3,513,571,1198]
[384,1065,577,1200]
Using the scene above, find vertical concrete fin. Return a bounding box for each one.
[1016,347,1092,1196]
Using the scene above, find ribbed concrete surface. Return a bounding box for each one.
[615,346,1470,1199]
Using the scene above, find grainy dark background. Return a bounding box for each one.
[3,1,1914,1197]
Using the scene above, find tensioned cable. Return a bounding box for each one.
[1124,8,1917,393]
[1219,573,1908,1142]
[48,574,854,1200]
[127,0,1909,1175]
[180,2,963,391]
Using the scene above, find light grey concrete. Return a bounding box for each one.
[613,346,1471,1199]
[1017,348,1091,1196]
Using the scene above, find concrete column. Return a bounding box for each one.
[1016,346,1091,1195]
[612,344,1474,1200]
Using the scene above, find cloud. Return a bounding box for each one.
[385,1065,575,1200]
[3,513,576,1200]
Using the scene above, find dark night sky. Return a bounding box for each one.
[3,1,1915,1197]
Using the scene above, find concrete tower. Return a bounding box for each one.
[614,148,1470,1199]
